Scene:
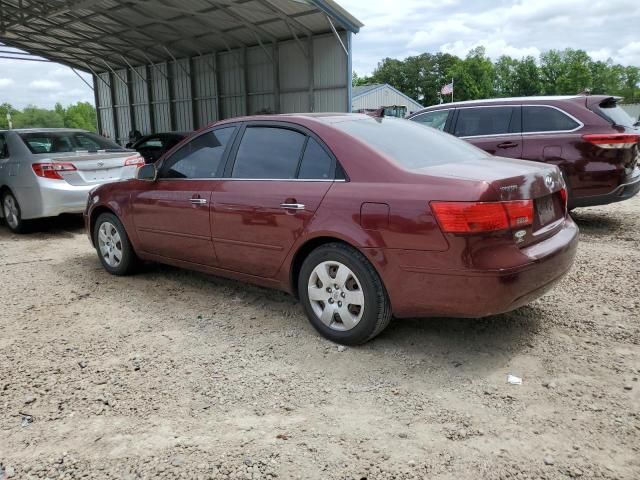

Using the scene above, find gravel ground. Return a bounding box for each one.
[1,197,638,480]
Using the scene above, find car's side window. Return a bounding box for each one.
[298,137,333,179]
[411,110,450,131]
[231,127,306,179]
[0,134,8,159]
[160,127,235,179]
[138,137,163,149]
[523,106,580,133]
[454,107,514,137]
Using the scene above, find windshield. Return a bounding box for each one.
[332,117,489,170]
[596,100,638,128]
[19,131,126,154]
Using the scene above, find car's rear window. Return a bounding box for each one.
[19,131,125,154]
[595,100,637,128]
[333,117,489,170]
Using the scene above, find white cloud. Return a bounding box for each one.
[341,0,640,75]
[1,0,639,108]
[29,79,63,91]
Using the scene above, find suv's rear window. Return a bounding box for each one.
[595,100,637,128]
[334,117,489,170]
[19,131,125,154]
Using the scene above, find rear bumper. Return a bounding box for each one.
[15,180,96,219]
[570,167,640,208]
[376,217,579,318]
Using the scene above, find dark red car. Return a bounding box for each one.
[408,95,640,209]
[85,114,578,344]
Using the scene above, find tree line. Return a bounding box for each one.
[354,47,640,107]
[0,102,97,131]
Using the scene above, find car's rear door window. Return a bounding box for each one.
[160,127,235,179]
[522,106,580,133]
[454,107,515,137]
[298,137,333,179]
[231,127,306,179]
[411,110,450,131]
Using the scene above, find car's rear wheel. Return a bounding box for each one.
[2,191,25,233]
[93,212,139,275]
[298,242,392,345]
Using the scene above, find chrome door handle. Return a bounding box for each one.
[280,203,305,210]
[190,198,208,205]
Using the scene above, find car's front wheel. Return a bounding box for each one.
[298,242,392,345]
[93,212,139,275]
[2,191,25,233]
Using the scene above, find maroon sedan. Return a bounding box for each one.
[85,114,578,344]
[408,95,640,209]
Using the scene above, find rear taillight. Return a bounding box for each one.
[582,134,639,149]
[124,155,145,167]
[32,162,76,180]
[431,200,534,234]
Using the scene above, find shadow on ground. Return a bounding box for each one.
[571,209,624,233]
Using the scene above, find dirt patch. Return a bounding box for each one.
[1,200,639,479]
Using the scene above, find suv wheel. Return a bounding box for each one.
[298,242,392,345]
[93,213,139,275]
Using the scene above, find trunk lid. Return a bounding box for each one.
[44,151,141,186]
[418,156,567,246]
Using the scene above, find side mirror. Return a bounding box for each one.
[137,163,157,181]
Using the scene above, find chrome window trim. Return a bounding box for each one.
[456,104,584,139]
[411,108,451,121]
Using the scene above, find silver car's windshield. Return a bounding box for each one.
[19,131,125,154]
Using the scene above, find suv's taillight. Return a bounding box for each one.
[32,162,77,180]
[431,200,534,233]
[582,134,639,149]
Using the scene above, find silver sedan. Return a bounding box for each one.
[0,128,144,233]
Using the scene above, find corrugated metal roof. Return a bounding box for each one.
[352,84,384,98]
[0,0,362,73]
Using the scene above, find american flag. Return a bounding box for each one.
[441,82,454,95]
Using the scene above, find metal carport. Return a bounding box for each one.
[0,0,362,144]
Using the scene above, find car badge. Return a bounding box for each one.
[545,175,554,188]
[514,230,527,243]
[97,161,104,167]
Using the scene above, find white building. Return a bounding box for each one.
[352,84,423,116]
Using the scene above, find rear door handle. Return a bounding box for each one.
[190,197,208,205]
[280,203,305,210]
[497,141,518,149]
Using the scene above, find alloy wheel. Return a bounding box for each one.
[98,221,123,268]
[307,261,365,331]
[3,195,19,229]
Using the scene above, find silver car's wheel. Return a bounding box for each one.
[2,193,22,232]
[307,260,365,331]
[97,221,123,268]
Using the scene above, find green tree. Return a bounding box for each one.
[13,106,64,128]
[494,56,518,96]
[0,103,17,129]
[63,102,98,131]
[449,47,494,102]
[513,56,541,96]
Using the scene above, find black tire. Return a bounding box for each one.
[2,190,26,234]
[298,242,392,345]
[93,212,139,275]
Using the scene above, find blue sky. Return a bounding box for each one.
[1,0,639,109]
